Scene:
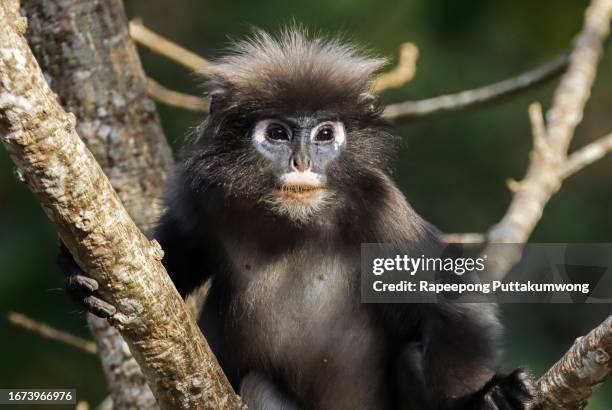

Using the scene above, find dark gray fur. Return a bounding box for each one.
[151,29,536,409]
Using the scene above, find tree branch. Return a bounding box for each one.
[440,232,486,244]
[23,0,177,407]
[127,18,571,118]
[129,18,209,72]
[76,401,90,410]
[147,77,209,112]
[482,0,612,283]
[561,132,612,178]
[0,1,242,408]
[372,42,418,93]
[382,52,569,120]
[537,316,612,409]
[7,312,97,354]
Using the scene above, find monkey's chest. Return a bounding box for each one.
[228,250,361,353]
[223,247,389,407]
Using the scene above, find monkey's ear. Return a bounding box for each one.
[207,78,233,114]
[359,92,379,114]
[208,92,229,114]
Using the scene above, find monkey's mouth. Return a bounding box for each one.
[276,184,324,202]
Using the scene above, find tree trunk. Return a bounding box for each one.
[22,0,176,407]
[0,1,242,408]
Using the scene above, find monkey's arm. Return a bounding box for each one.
[380,301,535,409]
[154,209,216,298]
[419,303,501,401]
[153,166,226,299]
[370,177,535,408]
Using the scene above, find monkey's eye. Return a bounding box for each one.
[265,124,290,142]
[314,126,334,143]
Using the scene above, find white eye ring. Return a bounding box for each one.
[252,119,292,144]
[310,121,345,146]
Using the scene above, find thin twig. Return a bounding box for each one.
[537,315,612,409]
[372,42,419,93]
[76,401,90,410]
[561,132,612,178]
[382,52,569,121]
[96,396,113,410]
[7,312,97,354]
[528,102,548,145]
[129,18,209,72]
[441,232,485,244]
[147,77,209,112]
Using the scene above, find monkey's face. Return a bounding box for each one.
[251,115,346,223]
[187,29,396,224]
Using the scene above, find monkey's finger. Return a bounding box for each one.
[65,274,99,293]
[83,295,117,318]
[506,372,538,409]
[489,387,514,410]
[481,392,501,410]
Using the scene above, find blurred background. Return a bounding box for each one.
[1,0,610,408]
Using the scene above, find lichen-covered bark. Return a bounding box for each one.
[0,1,243,408]
[537,316,612,409]
[22,1,176,407]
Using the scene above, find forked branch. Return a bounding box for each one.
[482,0,612,282]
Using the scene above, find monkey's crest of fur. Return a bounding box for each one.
[203,28,386,110]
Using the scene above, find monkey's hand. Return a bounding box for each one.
[57,243,117,318]
[468,369,538,410]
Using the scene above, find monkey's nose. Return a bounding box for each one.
[290,155,312,172]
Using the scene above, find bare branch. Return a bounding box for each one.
[482,0,612,282]
[7,312,97,354]
[138,45,569,122]
[129,19,209,72]
[96,396,113,410]
[528,102,548,144]
[76,401,90,410]
[372,42,419,93]
[441,232,485,244]
[126,19,569,120]
[537,316,612,409]
[561,132,612,178]
[382,52,569,121]
[147,77,209,112]
[0,2,243,408]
